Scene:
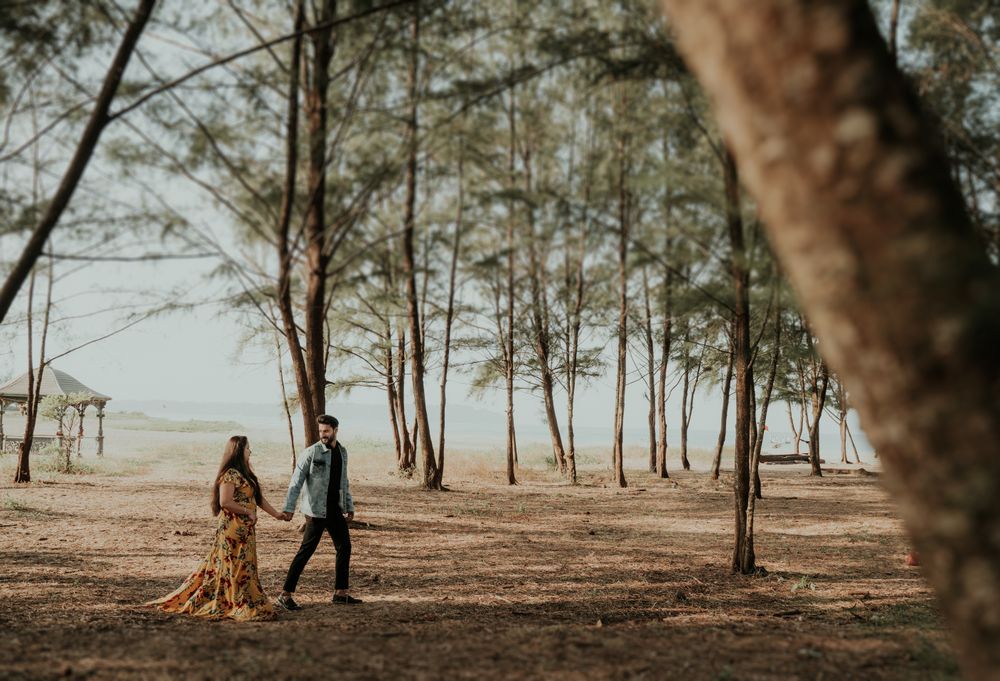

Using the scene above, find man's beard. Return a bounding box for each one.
[321,436,330,443]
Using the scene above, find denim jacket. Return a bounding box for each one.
[282,441,354,518]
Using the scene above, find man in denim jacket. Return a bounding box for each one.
[277,414,361,609]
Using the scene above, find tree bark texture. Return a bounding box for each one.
[658,0,1000,676]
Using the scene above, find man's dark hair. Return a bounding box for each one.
[317,414,339,428]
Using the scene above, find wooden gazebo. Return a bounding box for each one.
[0,367,112,456]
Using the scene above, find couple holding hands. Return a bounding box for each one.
[149,415,360,621]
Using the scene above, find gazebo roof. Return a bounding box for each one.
[0,367,112,403]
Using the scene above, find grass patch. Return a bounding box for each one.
[0,451,153,479]
[863,602,943,630]
[32,454,98,475]
[3,495,37,513]
[0,494,62,517]
[450,502,495,517]
[791,575,816,592]
[448,501,530,518]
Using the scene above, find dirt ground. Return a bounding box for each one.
[0,438,958,680]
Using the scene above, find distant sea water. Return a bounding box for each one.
[110,399,875,456]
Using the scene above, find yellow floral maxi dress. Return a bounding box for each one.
[149,468,275,621]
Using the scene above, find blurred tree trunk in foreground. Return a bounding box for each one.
[658,0,1000,678]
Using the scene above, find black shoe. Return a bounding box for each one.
[331,593,363,605]
[276,594,302,611]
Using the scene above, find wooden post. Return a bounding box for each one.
[0,398,5,451]
[96,401,106,457]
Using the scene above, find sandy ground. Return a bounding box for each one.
[0,431,957,680]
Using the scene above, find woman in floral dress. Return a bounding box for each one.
[149,435,287,621]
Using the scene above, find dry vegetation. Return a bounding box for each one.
[0,429,958,680]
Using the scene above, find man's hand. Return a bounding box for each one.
[282,511,293,522]
[346,511,354,522]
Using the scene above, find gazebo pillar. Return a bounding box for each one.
[96,401,106,457]
[76,404,87,458]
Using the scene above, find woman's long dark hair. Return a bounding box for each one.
[210,435,263,516]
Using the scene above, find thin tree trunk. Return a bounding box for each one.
[686,348,704,462]
[656,247,673,480]
[396,327,413,471]
[643,267,657,472]
[796,366,809,457]
[503,70,518,487]
[748,365,759,496]
[524,143,567,474]
[302,0,336,431]
[435,132,465,489]
[0,0,157,325]
[748,365,757,465]
[808,361,829,476]
[384,321,402,465]
[711,344,734,480]
[611,83,630,489]
[274,0,315,445]
[386,362,402,464]
[565,192,587,485]
[838,381,849,464]
[410,415,419,468]
[275,331,297,471]
[399,2,438,490]
[846,422,862,463]
[786,402,801,456]
[752,310,781,500]
[723,147,753,574]
[14,271,37,483]
[16,255,54,483]
[839,415,848,463]
[679,331,691,471]
[656,144,674,480]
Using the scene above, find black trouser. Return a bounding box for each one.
[283,510,351,592]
